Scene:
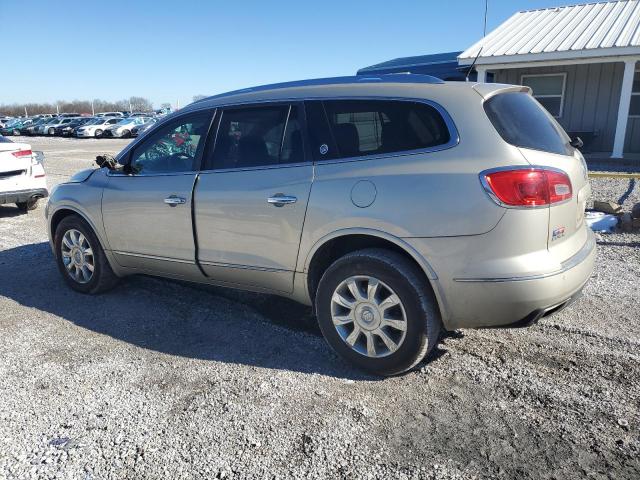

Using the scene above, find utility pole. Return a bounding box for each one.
[91,100,95,116]
[56,104,60,115]
[24,106,28,117]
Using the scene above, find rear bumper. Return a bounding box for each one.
[429,229,596,330]
[0,188,49,205]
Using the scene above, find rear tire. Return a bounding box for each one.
[16,199,38,211]
[316,248,442,376]
[54,215,120,294]
[48,127,55,135]
[121,129,130,138]
[95,129,103,138]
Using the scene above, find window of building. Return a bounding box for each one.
[306,99,450,161]
[521,73,566,118]
[630,70,640,117]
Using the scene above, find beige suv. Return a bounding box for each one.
[46,75,595,376]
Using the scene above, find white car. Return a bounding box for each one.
[0,137,47,211]
[95,112,124,117]
[75,117,121,138]
[102,117,149,138]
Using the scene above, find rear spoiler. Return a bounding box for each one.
[472,83,532,100]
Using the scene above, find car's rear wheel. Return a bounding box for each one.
[54,215,119,294]
[316,248,442,376]
[121,129,130,138]
[94,129,103,138]
[16,199,39,211]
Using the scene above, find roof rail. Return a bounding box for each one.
[195,74,444,103]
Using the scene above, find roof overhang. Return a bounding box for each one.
[458,46,640,67]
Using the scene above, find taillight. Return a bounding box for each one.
[481,167,572,207]
[11,149,32,158]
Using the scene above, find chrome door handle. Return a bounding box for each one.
[267,194,297,207]
[164,195,186,206]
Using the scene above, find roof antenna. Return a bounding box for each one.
[466,0,489,82]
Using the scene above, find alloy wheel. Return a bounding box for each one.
[61,229,95,284]
[330,275,408,358]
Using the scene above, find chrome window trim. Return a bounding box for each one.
[116,96,459,172]
[454,229,595,283]
[479,165,574,210]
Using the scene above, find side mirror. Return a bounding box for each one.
[570,137,584,149]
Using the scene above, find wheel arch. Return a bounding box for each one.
[303,229,447,320]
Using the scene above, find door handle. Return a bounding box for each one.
[164,195,186,206]
[267,194,297,207]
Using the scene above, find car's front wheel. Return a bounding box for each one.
[48,128,55,135]
[54,215,119,294]
[16,199,38,211]
[316,248,442,376]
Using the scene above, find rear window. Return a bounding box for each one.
[306,100,451,161]
[484,92,571,156]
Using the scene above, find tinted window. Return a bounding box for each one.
[210,105,301,169]
[317,100,450,160]
[484,92,571,156]
[129,111,212,174]
[305,101,339,161]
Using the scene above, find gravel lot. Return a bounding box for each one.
[1,136,639,480]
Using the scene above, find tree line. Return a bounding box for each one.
[0,97,156,117]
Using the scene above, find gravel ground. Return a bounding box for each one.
[0,136,639,480]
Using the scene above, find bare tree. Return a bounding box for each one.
[0,97,156,117]
[192,94,208,102]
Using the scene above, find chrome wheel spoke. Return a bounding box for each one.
[60,229,95,285]
[364,331,376,356]
[382,318,407,332]
[345,326,361,346]
[377,330,399,353]
[332,314,353,326]
[332,291,355,309]
[378,294,400,311]
[346,279,366,302]
[330,275,407,359]
[366,278,379,302]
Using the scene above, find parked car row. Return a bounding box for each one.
[0,113,160,138]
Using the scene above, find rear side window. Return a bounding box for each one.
[306,99,451,161]
[484,92,571,156]
[209,105,303,169]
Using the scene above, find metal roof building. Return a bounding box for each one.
[459,1,640,158]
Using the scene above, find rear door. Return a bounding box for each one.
[194,103,312,293]
[483,91,590,261]
[101,110,213,277]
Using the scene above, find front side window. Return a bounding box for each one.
[308,99,451,161]
[209,104,303,169]
[129,111,212,174]
[631,70,640,117]
[521,74,566,118]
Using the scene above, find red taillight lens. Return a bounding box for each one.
[11,149,32,158]
[482,168,572,207]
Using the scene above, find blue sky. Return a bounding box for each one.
[2,0,574,108]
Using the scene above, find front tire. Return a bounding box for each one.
[48,127,55,135]
[121,129,130,138]
[54,215,120,294]
[94,129,103,138]
[316,248,441,376]
[16,199,38,211]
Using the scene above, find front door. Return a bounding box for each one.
[194,103,312,293]
[102,110,213,278]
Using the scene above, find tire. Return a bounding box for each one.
[121,129,130,138]
[16,199,38,211]
[48,127,55,135]
[13,129,20,136]
[54,215,120,294]
[316,248,442,376]
[94,129,103,138]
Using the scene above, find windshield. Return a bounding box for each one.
[484,92,571,156]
